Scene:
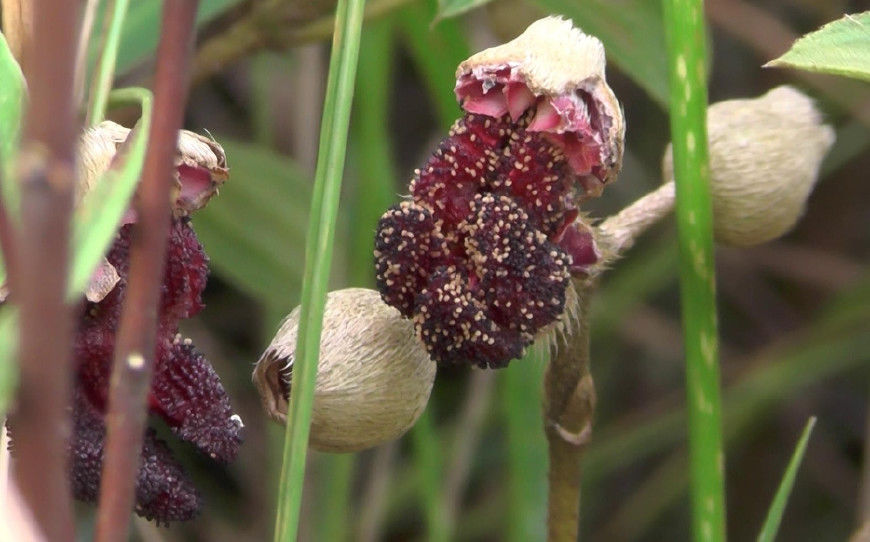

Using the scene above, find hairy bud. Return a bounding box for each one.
[253,288,436,452]
[662,86,835,246]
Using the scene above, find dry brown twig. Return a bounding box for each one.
[95,2,201,540]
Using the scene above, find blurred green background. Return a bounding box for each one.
[78,0,870,539]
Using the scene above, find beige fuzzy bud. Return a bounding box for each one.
[662,86,835,247]
[253,288,436,453]
[455,16,625,195]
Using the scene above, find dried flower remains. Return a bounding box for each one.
[374,17,624,368]
[6,122,239,523]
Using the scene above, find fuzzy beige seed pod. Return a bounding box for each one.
[455,16,625,195]
[253,288,436,453]
[662,85,835,247]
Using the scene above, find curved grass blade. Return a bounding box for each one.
[87,0,132,125]
[69,87,152,298]
[435,0,492,21]
[273,0,367,539]
[757,417,817,542]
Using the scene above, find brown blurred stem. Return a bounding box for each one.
[94,2,199,540]
[8,0,80,539]
[543,182,677,540]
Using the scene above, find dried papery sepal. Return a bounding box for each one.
[455,16,625,197]
[662,85,835,247]
[253,288,435,452]
[84,257,120,303]
[77,120,131,204]
[76,120,228,217]
[172,130,228,216]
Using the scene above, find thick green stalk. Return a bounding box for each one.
[87,0,131,125]
[661,0,726,540]
[273,0,366,540]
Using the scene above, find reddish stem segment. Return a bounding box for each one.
[94,2,199,540]
[9,0,80,539]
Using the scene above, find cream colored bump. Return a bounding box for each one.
[458,17,605,96]
[662,85,835,247]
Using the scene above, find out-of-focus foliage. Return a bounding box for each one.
[194,139,313,317]
[436,0,493,21]
[86,0,243,76]
[767,12,870,82]
[40,0,869,539]
[0,31,23,414]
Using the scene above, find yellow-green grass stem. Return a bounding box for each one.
[273,0,366,539]
[661,0,726,540]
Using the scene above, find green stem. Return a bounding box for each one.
[273,0,366,540]
[87,0,131,125]
[661,1,726,540]
[411,411,449,542]
[316,454,355,542]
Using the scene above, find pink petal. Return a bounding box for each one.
[504,83,536,121]
[527,100,561,132]
[462,87,509,118]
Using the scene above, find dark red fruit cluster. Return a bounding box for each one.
[375,113,597,368]
[69,218,241,523]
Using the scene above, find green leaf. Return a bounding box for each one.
[0,29,26,230]
[193,139,313,312]
[533,0,670,108]
[436,0,493,21]
[766,12,870,82]
[69,87,153,298]
[757,417,817,542]
[87,0,242,77]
